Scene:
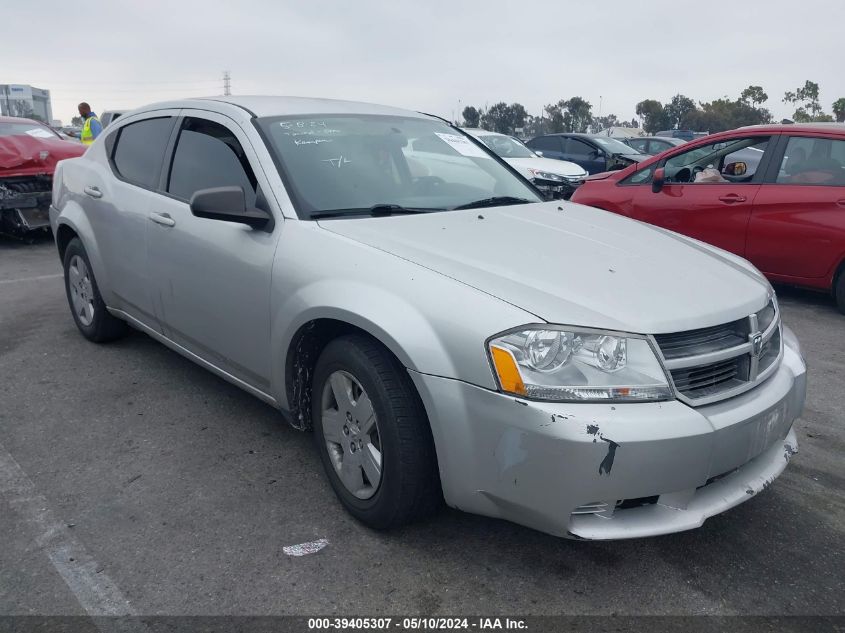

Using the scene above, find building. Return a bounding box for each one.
[0,84,54,123]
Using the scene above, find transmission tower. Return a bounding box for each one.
[223,71,231,96]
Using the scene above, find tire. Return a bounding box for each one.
[835,271,845,315]
[312,334,441,529]
[63,238,128,342]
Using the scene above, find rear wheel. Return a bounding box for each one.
[63,238,128,342]
[835,271,845,315]
[312,334,441,529]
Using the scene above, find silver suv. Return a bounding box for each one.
[50,97,806,539]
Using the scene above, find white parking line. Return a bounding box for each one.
[0,441,135,616]
[0,273,63,285]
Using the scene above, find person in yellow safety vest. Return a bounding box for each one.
[78,102,102,145]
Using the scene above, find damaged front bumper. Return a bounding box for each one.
[0,176,53,235]
[409,328,806,540]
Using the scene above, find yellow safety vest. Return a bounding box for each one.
[80,115,100,145]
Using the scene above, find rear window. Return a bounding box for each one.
[777,136,845,185]
[111,117,174,189]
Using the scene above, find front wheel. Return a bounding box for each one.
[312,335,441,529]
[835,271,845,315]
[63,238,128,342]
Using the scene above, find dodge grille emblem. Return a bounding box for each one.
[751,333,764,356]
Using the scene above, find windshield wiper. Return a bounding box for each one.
[452,196,533,210]
[310,204,443,220]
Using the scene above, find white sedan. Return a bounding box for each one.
[463,128,588,197]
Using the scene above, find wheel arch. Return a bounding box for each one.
[278,310,441,431]
[53,204,114,305]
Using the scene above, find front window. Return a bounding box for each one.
[474,133,536,159]
[593,137,640,154]
[663,137,769,184]
[0,121,59,139]
[258,115,542,218]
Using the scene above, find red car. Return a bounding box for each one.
[1,116,85,238]
[571,123,845,313]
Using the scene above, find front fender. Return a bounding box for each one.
[268,223,538,409]
[272,280,456,408]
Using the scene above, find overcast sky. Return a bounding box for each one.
[5,0,843,125]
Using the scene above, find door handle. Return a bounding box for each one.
[837,199,845,208]
[149,212,176,227]
[718,194,747,204]
[83,186,103,199]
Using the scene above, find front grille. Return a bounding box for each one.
[655,300,782,405]
[670,356,747,399]
[655,319,748,360]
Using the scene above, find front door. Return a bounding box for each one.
[562,138,606,174]
[631,134,774,256]
[145,111,280,392]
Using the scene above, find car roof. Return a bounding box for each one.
[132,95,434,120]
[738,122,845,133]
[543,132,595,138]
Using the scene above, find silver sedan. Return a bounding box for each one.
[50,96,806,539]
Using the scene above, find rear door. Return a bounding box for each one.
[747,133,845,283]
[630,134,774,256]
[92,111,178,326]
[145,110,280,392]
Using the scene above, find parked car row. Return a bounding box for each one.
[462,128,588,198]
[526,133,646,175]
[49,96,807,542]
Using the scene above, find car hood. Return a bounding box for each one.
[318,201,770,334]
[0,134,85,177]
[504,156,588,179]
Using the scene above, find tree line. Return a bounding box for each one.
[461,80,845,138]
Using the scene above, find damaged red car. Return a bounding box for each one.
[0,116,85,238]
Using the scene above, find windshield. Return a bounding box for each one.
[258,115,542,218]
[0,121,59,139]
[474,133,536,159]
[593,136,640,154]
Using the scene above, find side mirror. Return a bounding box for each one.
[723,161,747,176]
[534,150,544,157]
[189,186,272,230]
[651,167,666,193]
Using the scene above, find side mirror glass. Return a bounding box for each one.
[189,186,272,230]
[651,167,666,193]
[723,161,747,176]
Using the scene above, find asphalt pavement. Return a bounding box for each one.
[0,235,843,619]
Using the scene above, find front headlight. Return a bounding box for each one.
[488,327,672,402]
[528,169,565,182]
